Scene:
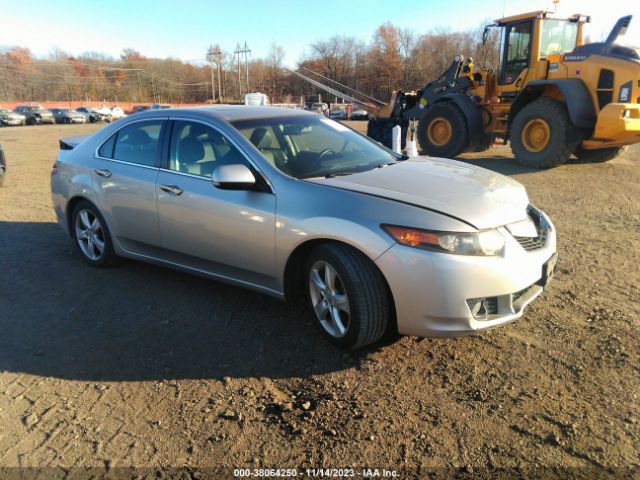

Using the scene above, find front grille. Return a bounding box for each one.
[514,230,548,251]
[513,207,549,252]
[597,69,614,110]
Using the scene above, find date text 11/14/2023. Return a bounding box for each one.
[233,468,399,477]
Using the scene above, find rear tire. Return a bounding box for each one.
[417,102,468,158]
[574,145,627,163]
[510,98,580,168]
[71,200,118,268]
[367,118,407,149]
[305,243,392,350]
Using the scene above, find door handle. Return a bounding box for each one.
[94,168,112,178]
[160,184,183,195]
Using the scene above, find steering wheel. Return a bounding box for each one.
[318,148,335,160]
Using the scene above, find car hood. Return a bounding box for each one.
[308,157,530,229]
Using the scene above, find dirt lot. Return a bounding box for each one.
[0,122,638,479]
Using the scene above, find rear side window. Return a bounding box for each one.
[109,121,163,167]
[98,134,116,158]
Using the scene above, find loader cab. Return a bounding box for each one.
[487,11,586,90]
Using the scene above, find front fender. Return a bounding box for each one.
[510,79,596,131]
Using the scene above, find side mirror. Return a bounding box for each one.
[211,164,256,190]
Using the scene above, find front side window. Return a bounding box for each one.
[540,19,578,57]
[501,21,532,84]
[168,121,250,178]
[102,121,163,166]
[233,116,399,179]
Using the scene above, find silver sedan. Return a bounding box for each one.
[51,107,557,349]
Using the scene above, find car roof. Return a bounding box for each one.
[135,105,317,122]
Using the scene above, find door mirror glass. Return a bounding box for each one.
[211,164,256,190]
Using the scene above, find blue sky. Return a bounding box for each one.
[0,0,638,66]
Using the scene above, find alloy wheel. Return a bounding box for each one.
[74,209,106,261]
[309,260,350,338]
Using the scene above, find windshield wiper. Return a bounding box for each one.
[377,161,397,168]
[325,171,356,178]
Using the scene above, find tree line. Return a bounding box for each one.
[0,20,498,105]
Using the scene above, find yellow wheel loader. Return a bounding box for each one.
[290,11,639,167]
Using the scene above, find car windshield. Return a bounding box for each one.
[233,116,400,179]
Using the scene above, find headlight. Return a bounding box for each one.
[382,224,505,256]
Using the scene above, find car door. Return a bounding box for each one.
[91,119,166,253]
[156,119,276,289]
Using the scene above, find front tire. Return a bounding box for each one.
[417,102,468,158]
[71,201,117,267]
[305,243,392,350]
[574,145,627,163]
[510,98,580,168]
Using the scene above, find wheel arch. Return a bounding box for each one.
[508,80,596,138]
[282,238,398,333]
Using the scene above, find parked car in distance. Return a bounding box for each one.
[0,108,26,126]
[0,144,5,186]
[109,106,126,120]
[329,109,346,120]
[14,105,55,125]
[305,102,327,114]
[76,107,111,123]
[94,105,113,117]
[51,106,557,350]
[350,109,369,121]
[49,108,87,124]
[131,105,150,114]
[149,104,171,110]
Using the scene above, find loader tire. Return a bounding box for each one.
[574,145,628,163]
[417,102,468,158]
[510,98,580,168]
[471,134,493,153]
[367,118,407,150]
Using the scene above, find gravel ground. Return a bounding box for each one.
[0,122,638,479]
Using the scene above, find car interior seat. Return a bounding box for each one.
[176,137,206,175]
[249,128,287,168]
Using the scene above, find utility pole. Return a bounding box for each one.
[234,42,251,100]
[151,75,156,103]
[243,41,251,93]
[207,45,216,103]
[212,46,223,102]
[234,43,242,99]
